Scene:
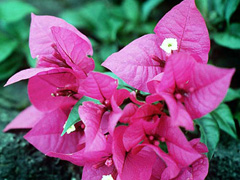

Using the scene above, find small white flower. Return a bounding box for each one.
[63,122,76,134]
[101,174,114,180]
[160,38,178,54]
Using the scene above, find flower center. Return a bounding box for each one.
[51,84,78,98]
[101,174,114,180]
[160,38,178,54]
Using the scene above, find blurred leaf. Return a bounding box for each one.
[0,54,22,80]
[60,1,106,29]
[211,103,237,139]
[225,0,240,24]
[108,18,123,41]
[99,44,118,62]
[142,0,164,21]
[94,59,105,72]
[61,96,100,136]
[211,0,226,17]
[0,0,37,23]
[0,33,18,63]
[122,0,140,23]
[196,114,220,159]
[6,21,29,40]
[195,0,208,18]
[229,23,240,37]
[23,44,36,67]
[213,32,240,49]
[224,88,240,102]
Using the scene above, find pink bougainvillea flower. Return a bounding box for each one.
[79,72,130,134]
[24,107,84,154]
[147,53,235,130]
[123,112,201,179]
[112,126,156,180]
[30,13,93,67]
[172,139,209,180]
[102,0,209,92]
[5,14,94,111]
[3,105,44,132]
[28,68,82,111]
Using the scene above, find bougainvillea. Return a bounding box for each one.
[4,0,235,179]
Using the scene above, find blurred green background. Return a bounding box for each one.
[0,0,240,179]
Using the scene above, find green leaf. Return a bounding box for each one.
[211,103,237,139]
[0,33,18,63]
[223,88,240,102]
[229,23,240,37]
[122,0,140,23]
[195,0,208,18]
[225,0,240,24]
[99,44,118,62]
[61,96,100,136]
[0,0,37,23]
[23,44,36,67]
[196,114,220,159]
[213,32,240,49]
[0,54,23,80]
[60,1,106,29]
[142,0,164,21]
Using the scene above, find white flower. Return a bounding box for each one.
[101,174,114,180]
[160,38,178,54]
[63,122,76,134]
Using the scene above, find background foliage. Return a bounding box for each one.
[0,0,240,179]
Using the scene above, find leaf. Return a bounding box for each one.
[23,44,36,67]
[213,32,240,49]
[195,0,208,18]
[225,0,240,24]
[223,88,240,102]
[196,114,220,159]
[0,33,18,63]
[0,0,37,23]
[99,44,118,62]
[142,0,164,21]
[60,1,106,29]
[211,103,237,139]
[229,23,240,37]
[0,54,22,80]
[61,96,100,136]
[122,0,140,23]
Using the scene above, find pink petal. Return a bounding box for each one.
[79,101,106,152]
[119,103,138,124]
[123,122,145,151]
[102,34,165,92]
[190,138,208,153]
[120,146,156,180]
[82,163,114,180]
[47,149,86,166]
[29,13,92,59]
[28,68,79,112]
[154,0,210,63]
[3,105,44,132]
[160,92,194,130]
[192,156,209,180]
[4,67,53,86]
[112,126,128,174]
[51,26,94,76]
[167,141,201,168]
[24,108,82,154]
[186,64,235,119]
[78,72,118,102]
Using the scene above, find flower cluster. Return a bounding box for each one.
[4,0,235,179]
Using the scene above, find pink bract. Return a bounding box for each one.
[102,0,210,92]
